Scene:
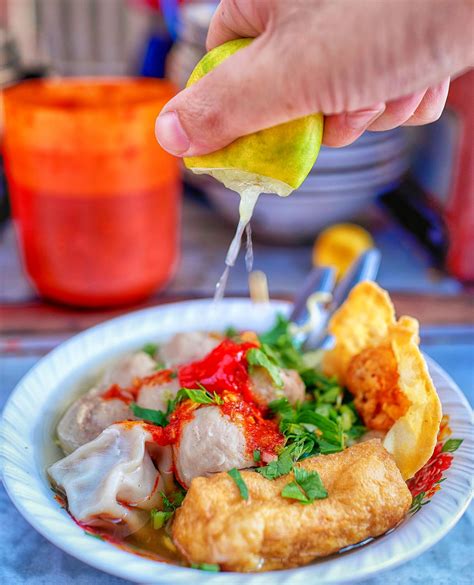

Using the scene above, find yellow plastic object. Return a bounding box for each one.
[184,38,323,196]
[313,224,374,280]
[323,282,442,480]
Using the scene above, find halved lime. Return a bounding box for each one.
[184,38,323,196]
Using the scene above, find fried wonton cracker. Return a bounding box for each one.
[323,282,442,480]
[323,282,396,384]
[383,322,442,479]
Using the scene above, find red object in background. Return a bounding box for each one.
[3,79,180,307]
[445,72,474,282]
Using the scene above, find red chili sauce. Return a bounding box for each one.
[178,339,259,404]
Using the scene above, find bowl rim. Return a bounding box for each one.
[1,298,472,584]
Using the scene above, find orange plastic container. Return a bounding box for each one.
[3,78,180,307]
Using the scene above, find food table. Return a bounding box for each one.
[1,195,473,585]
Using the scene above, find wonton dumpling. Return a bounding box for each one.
[49,421,169,536]
[158,332,221,367]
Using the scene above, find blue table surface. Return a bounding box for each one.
[1,334,473,585]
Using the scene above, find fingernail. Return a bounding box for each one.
[155,111,190,155]
[345,105,385,130]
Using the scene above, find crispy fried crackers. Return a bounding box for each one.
[323,282,442,480]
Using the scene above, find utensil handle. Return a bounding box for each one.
[330,249,381,310]
[290,266,335,324]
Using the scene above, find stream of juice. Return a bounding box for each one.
[214,187,261,301]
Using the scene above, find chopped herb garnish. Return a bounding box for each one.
[281,466,328,504]
[256,449,293,480]
[247,347,283,388]
[161,488,186,512]
[409,491,430,514]
[253,449,261,462]
[130,402,168,426]
[227,468,249,500]
[150,488,187,530]
[258,314,304,371]
[176,387,224,405]
[441,439,463,453]
[154,361,166,371]
[191,563,220,572]
[141,342,158,357]
[224,326,238,338]
[151,509,172,529]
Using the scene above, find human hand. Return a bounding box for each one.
[155,0,474,155]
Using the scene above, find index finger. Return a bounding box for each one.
[206,0,267,50]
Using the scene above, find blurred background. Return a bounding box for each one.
[0,0,472,345]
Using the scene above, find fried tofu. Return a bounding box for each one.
[172,440,411,571]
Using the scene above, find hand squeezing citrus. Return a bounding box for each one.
[184,38,324,196]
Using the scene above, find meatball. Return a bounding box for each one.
[99,351,157,388]
[173,406,254,488]
[136,377,180,412]
[57,351,158,455]
[158,332,221,367]
[250,367,305,406]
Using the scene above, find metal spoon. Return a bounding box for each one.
[305,248,382,349]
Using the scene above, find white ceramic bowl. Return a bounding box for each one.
[1,299,472,584]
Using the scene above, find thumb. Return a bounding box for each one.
[155,37,313,157]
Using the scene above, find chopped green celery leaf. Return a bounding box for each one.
[281,422,308,437]
[442,438,463,453]
[300,368,340,391]
[320,386,342,404]
[345,425,366,444]
[315,404,332,417]
[281,481,310,503]
[247,348,284,388]
[259,314,290,345]
[339,404,356,431]
[176,387,223,405]
[191,563,220,572]
[141,342,158,357]
[260,343,282,364]
[258,314,304,371]
[224,326,238,338]
[253,449,261,462]
[151,509,172,529]
[130,403,168,427]
[286,437,317,461]
[297,410,341,436]
[256,449,293,480]
[318,439,344,454]
[281,467,328,504]
[160,488,186,512]
[268,397,295,421]
[294,466,328,500]
[301,422,317,432]
[227,468,249,500]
